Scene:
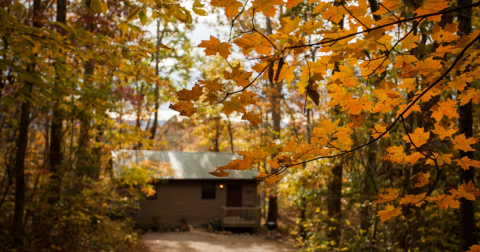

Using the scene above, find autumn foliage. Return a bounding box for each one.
[169,0,480,250]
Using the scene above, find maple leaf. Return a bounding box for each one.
[466,244,480,252]
[384,146,406,163]
[210,0,243,19]
[199,79,224,92]
[198,36,231,59]
[452,134,478,152]
[456,157,480,171]
[255,172,281,185]
[411,172,430,188]
[450,186,476,201]
[400,193,426,207]
[430,100,459,122]
[223,64,253,88]
[222,96,245,116]
[370,123,390,139]
[169,101,197,117]
[286,0,302,9]
[242,111,262,126]
[397,104,421,118]
[377,205,402,222]
[373,188,398,204]
[203,93,218,104]
[458,87,480,106]
[402,127,430,148]
[415,0,449,20]
[234,33,271,55]
[405,152,424,165]
[431,23,458,43]
[448,75,472,91]
[426,194,460,209]
[279,16,301,35]
[251,0,284,17]
[323,6,347,24]
[177,84,203,102]
[342,96,372,115]
[239,91,257,105]
[350,112,366,128]
[431,122,457,140]
[424,152,452,166]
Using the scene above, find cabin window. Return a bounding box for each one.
[201,184,216,199]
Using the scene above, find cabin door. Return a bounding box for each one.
[226,184,243,207]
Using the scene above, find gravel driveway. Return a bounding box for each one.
[142,231,296,252]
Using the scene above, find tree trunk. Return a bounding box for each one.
[360,137,377,233]
[327,164,342,244]
[76,0,96,179]
[150,18,166,141]
[48,0,66,205]
[13,0,42,245]
[227,117,234,153]
[265,16,282,227]
[457,1,476,249]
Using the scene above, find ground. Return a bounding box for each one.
[142,230,296,252]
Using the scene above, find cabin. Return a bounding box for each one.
[112,150,261,229]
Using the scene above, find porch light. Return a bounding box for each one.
[219,184,224,189]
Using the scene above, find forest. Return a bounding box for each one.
[0,0,480,251]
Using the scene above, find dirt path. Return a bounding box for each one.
[142,231,296,252]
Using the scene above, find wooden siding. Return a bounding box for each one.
[135,180,258,227]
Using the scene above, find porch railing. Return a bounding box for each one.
[219,206,261,228]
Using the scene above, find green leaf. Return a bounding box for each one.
[192,1,208,16]
[138,9,147,26]
[193,7,208,16]
[90,0,102,13]
[128,24,142,33]
[127,7,141,21]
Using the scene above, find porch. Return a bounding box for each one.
[219,206,262,228]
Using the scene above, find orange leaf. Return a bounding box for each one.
[241,111,262,126]
[456,157,480,171]
[169,101,196,117]
[224,64,253,88]
[432,122,457,140]
[209,170,229,177]
[251,0,284,17]
[425,152,452,166]
[411,172,430,188]
[210,0,243,19]
[402,127,430,148]
[177,84,203,102]
[400,193,426,207]
[430,100,459,122]
[373,188,398,204]
[452,134,478,152]
[458,87,480,106]
[466,244,480,252]
[376,205,402,222]
[426,194,460,209]
[384,145,406,163]
[286,0,302,9]
[198,36,231,59]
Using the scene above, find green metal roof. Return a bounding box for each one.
[112,150,259,180]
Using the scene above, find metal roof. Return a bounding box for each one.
[112,150,259,180]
